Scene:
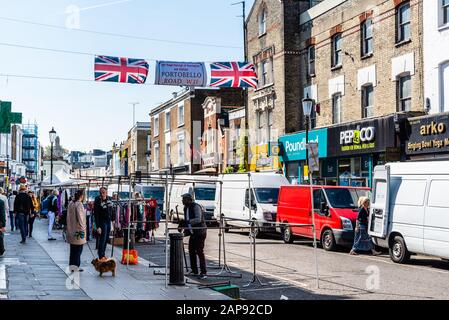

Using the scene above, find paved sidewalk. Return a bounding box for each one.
[1,218,229,300]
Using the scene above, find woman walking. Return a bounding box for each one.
[67,190,87,272]
[28,191,40,237]
[350,196,381,256]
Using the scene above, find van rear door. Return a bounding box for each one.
[368,165,390,238]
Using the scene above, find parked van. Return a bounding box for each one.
[369,161,449,263]
[214,172,289,237]
[167,181,217,223]
[107,184,131,199]
[277,185,370,251]
[134,184,165,217]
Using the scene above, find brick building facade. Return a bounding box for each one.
[149,88,244,174]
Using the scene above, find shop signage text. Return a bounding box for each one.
[279,129,328,162]
[406,115,449,155]
[339,126,376,151]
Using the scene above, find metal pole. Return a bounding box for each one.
[50,142,54,186]
[218,180,222,267]
[164,172,169,287]
[127,176,132,268]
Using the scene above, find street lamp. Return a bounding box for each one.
[49,127,57,185]
[302,94,314,183]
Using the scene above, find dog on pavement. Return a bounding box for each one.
[91,258,117,277]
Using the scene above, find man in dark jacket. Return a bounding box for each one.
[179,193,207,279]
[93,186,113,261]
[47,190,59,241]
[14,185,33,244]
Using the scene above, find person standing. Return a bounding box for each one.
[8,191,17,231]
[47,190,59,241]
[67,190,87,272]
[0,188,9,232]
[28,191,40,238]
[14,185,33,244]
[93,187,113,262]
[0,195,6,256]
[179,193,207,279]
[350,197,381,256]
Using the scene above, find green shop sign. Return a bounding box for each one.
[279,128,328,162]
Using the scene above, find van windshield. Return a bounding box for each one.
[141,187,165,201]
[194,187,216,201]
[324,188,362,209]
[254,188,280,204]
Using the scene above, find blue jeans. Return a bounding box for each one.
[17,214,27,242]
[97,221,111,259]
[69,244,84,268]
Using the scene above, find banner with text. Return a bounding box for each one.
[155,61,207,87]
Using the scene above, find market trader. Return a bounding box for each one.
[179,193,207,280]
[93,186,113,262]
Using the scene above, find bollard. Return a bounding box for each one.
[169,233,185,286]
[123,227,136,250]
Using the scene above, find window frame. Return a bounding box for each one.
[259,9,267,36]
[164,110,171,132]
[397,74,412,112]
[331,33,343,68]
[361,84,374,118]
[443,0,449,25]
[165,143,171,168]
[177,103,185,127]
[396,2,411,44]
[177,134,185,165]
[332,93,342,124]
[153,116,159,137]
[308,45,316,76]
[361,18,374,57]
[153,142,160,170]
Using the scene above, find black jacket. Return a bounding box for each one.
[0,199,5,228]
[14,192,33,215]
[93,195,113,227]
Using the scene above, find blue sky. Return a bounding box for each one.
[0,0,255,151]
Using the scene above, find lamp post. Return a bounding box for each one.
[49,127,57,185]
[302,94,314,183]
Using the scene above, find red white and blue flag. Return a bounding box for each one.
[94,55,149,84]
[209,62,258,89]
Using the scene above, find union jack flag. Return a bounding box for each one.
[94,55,149,84]
[210,62,258,89]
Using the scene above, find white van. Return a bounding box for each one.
[107,184,131,200]
[214,172,290,237]
[167,183,216,223]
[369,161,449,263]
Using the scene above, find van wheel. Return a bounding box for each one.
[321,229,336,251]
[282,225,294,244]
[389,235,411,264]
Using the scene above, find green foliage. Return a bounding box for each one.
[224,166,234,174]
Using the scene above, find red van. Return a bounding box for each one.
[277,185,370,251]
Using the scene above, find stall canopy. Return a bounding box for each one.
[41,169,83,187]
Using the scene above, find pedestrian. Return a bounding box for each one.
[8,191,17,231]
[178,193,207,280]
[350,196,381,256]
[14,185,33,244]
[0,188,9,232]
[93,186,113,262]
[0,194,6,256]
[28,191,40,238]
[67,189,87,272]
[47,190,59,241]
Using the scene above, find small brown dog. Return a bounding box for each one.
[91,258,117,277]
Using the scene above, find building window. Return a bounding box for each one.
[332,93,342,124]
[178,135,185,165]
[443,0,449,25]
[396,2,411,43]
[154,116,159,136]
[165,143,171,167]
[257,111,264,143]
[331,33,342,68]
[178,103,184,126]
[165,111,170,131]
[308,46,316,76]
[441,61,449,112]
[259,59,272,87]
[259,9,267,36]
[361,19,373,57]
[153,143,159,170]
[268,109,273,141]
[397,75,412,111]
[362,85,374,118]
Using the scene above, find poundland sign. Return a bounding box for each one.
[279,128,327,162]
